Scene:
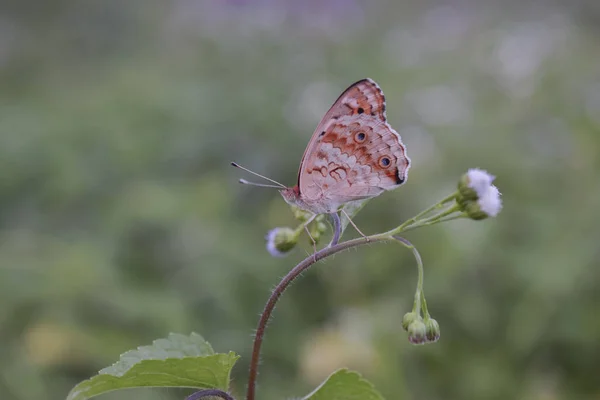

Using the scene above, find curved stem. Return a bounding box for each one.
[392,236,424,316]
[186,389,235,400]
[247,194,457,398]
[246,235,389,400]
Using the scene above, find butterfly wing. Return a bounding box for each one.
[298,79,410,210]
[298,78,387,185]
[300,116,410,205]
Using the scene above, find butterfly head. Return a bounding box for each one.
[280,185,301,207]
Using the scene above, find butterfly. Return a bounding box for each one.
[234,78,410,242]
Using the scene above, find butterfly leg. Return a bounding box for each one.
[302,214,319,262]
[341,209,369,242]
[304,225,318,262]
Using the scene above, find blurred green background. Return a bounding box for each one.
[1,1,600,399]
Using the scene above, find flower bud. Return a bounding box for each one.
[458,173,479,203]
[464,201,488,220]
[291,206,312,222]
[464,185,502,220]
[308,224,322,244]
[478,185,502,218]
[459,168,494,197]
[424,318,440,342]
[307,216,328,245]
[401,312,419,332]
[407,320,427,345]
[266,227,298,257]
[457,168,502,219]
[316,221,328,234]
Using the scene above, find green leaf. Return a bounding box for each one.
[302,368,385,400]
[67,333,239,400]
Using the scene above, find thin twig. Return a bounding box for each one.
[246,235,389,400]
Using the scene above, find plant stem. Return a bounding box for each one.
[246,235,389,400]
[373,193,458,239]
[392,236,424,317]
[415,203,461,224]
[247,193,458,399]
[401,214,467,232]
[421,296,430,319]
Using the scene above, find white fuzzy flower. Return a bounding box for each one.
[458,168,503,219]
[266,227,297,257]
[467,168,496,198]
[478,184,502,217]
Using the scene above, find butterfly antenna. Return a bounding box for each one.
[230,162,286,188]
[238,179,283,189]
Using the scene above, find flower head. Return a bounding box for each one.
[467,168,495,197]
[266,227,299,257]
[407,319,427,345]
[401,311,419,332]
[458,168,502,219]
[479,185,502,217]
[424,318,440,342]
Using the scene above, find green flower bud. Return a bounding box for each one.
[457,173,478,203]
[307,215,328,245]
[401,312,419,332]
[308,223,322,244]
[407,320,427,345]
[291,206,313,222]
[316,221,327,234]
[464,201,488,220]
[424,318,440,342]
[266,227,298,257]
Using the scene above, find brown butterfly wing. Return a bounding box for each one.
[296,79,410,212]
[322,78,387,121]
[299,116,410,209]
[297,78,387,186]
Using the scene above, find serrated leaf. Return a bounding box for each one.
[340,199,371,236]
[67,333,239,400]
[302,369,385,400]
[99,332,215,375]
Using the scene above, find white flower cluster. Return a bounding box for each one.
[466,168,502,217]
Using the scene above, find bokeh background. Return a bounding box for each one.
[1,1,600,399]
